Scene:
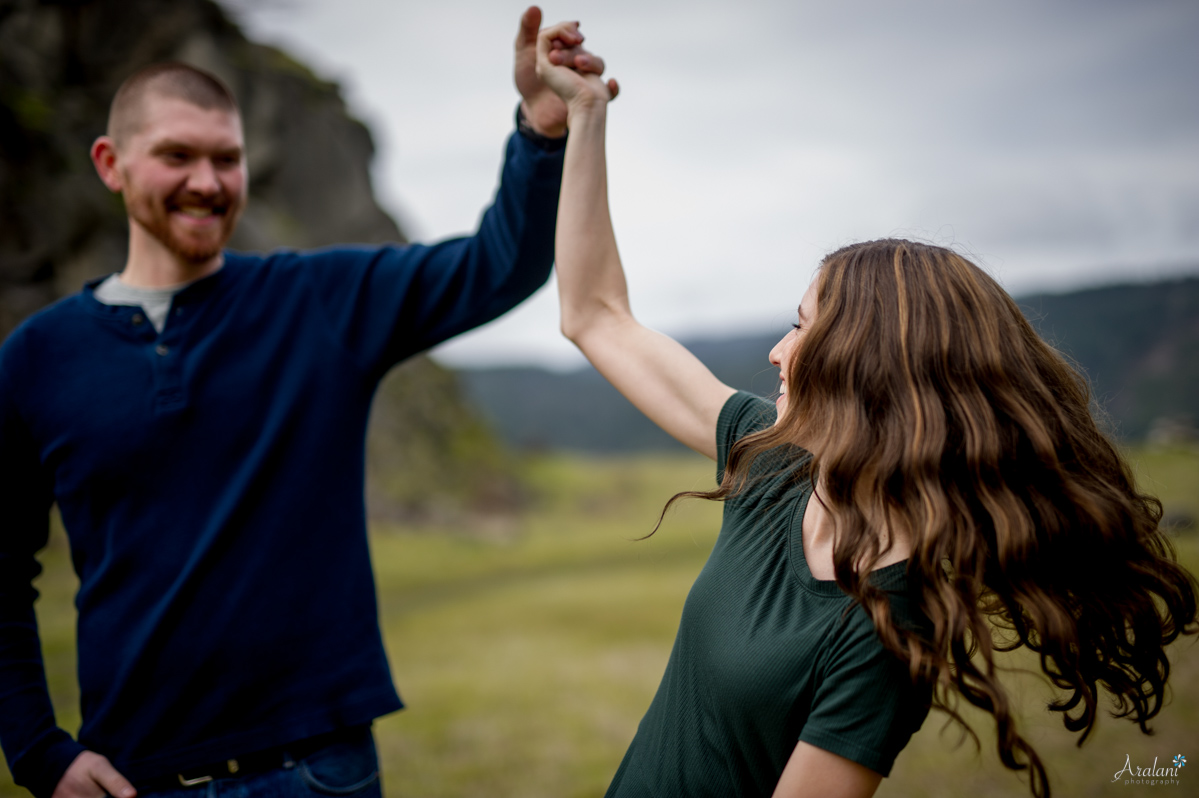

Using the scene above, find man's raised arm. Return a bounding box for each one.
[296,7,614,373]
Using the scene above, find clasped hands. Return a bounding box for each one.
[516,6,619,136]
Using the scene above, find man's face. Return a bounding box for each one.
[115,95,247,263]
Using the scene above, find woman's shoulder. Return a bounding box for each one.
[717,392,776,447]
[715,392,810,496]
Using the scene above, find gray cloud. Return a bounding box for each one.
[222,0,1199,366]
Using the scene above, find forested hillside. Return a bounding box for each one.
[1021,277,1199,440]
[460,275,1199,451]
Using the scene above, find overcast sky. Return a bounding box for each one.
[222,0,1199,369]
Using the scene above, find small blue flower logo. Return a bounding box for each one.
[1174,754,1187,768]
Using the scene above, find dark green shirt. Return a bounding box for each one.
[606,393,931,797]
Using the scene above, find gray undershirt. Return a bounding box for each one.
[93,274,198,333]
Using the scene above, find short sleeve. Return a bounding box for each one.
[799,608,932,776]
[715,392,776,483]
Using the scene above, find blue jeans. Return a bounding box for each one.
[140,728,382,798]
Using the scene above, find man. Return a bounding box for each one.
[0,8,608,798]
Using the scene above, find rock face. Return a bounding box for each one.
[1,0,402,324]
[0,0,517,521]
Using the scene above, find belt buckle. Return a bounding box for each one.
[177,774,213,787]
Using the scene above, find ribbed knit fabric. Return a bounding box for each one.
[605,393,931,797]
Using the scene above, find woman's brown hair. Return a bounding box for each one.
[676,239,1198,796]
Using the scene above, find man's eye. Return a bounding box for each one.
[162,151,189,163]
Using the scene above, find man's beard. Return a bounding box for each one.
[127,186,242,264]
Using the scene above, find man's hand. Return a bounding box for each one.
[52,751,135,798]
[515,6,611,138]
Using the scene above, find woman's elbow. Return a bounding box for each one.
[560,312,585,346]
[561,306,621,352]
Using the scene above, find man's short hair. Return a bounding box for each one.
[108,62,238,144]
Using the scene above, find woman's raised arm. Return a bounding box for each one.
[537,24,736,460]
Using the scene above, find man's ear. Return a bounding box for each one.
[91,136,124,193]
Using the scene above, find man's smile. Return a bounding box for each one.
[175,205,222,218]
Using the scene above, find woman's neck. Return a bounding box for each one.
[801,479,911,581]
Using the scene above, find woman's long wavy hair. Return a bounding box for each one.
[678,239,1198,797]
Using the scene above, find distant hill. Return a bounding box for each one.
[1019,277,1199,440]
[456,337,783,453]
[458,275,1199,452]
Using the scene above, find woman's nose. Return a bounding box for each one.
[768,335,788,367]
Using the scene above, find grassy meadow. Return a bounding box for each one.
[2,447,1197,798]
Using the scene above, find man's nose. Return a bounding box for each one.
[185,158,221,195]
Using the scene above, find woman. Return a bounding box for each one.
[534,24,1198,798]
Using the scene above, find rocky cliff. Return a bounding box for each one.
[0,0,517,521]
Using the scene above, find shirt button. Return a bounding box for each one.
[131,313,145,325]
[155,344,169,356]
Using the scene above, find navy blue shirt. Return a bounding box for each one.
[0,129,563,797]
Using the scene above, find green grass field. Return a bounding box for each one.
[2,448,1197,798]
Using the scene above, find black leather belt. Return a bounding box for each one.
[134,726,365,793]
